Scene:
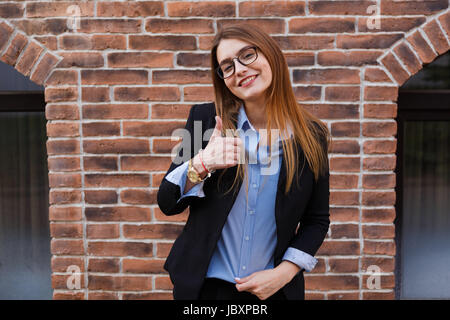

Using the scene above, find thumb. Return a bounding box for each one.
[211,116,223,137]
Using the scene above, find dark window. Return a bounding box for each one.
[0,62,51,299]
[395,51,450,299]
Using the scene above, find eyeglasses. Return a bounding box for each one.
[216,46,258,80]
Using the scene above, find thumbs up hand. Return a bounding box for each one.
[195,116,244,173]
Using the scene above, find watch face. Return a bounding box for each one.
[187,170,199,182]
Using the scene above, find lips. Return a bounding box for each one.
[239,75,258,86]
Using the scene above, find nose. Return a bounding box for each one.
[234,59,248,76]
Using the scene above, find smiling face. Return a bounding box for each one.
[216,38,273,106]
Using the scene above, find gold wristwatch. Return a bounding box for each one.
[187,158,211,183]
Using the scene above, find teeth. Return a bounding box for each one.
[241,75,256,85]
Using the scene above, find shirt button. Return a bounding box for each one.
[245,236,249,241]
[242,266,246,270]
[249,210,254,215]
[252,183,257,188]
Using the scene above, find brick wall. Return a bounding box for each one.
[0,0,449,300]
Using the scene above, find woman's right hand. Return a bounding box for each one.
[200,116,244,171]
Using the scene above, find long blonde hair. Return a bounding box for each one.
[210,23,331,197]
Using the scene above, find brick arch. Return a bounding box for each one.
[0,19,85,299]
[378,10,449,86]
[0,20,62,85]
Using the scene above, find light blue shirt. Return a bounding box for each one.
[164,104,318,283]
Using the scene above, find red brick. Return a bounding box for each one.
[325,86,360,102]
[168,1,235,17]
[85,207,151,222]
[121,156,171,171]
[88,258,120,273]
[85,174,149,188]
[330,157,360,172]
[49,173,82,188]
[31,52,60,85]
[364,68,392,83]
[330,191,359,206]
[305,275,359,290]
[83,104,148,119]
[46,104,79,120]
[50,190,82,204]
[45,87,78,102]
[309,1,377,15]
[329,140,360,154]
[362,121,397,137]
[81,70,148,85]
[46,70,78,86]
[358,17,425,33]
[15,41,44,76]
[217,19,285,34]
[0,3,24,19]
[331,122,360,137]
[114,87,181,102]
[129,35,196,50]
[88,241,152,257]
[153,70,211,84]
[0,32,27,66]
[83,156,118,171]
[290,17,354,33]
[393,42,422,75]
[120,189,157,205]
[294,69,360,84]
[83,139,149,154]
[50,223,83,238]
[87,224,120,239]
[274,35,335,50]
[82,122,121,137]
[123,224,183,240]
[363,174,396,189]
[364,86,398,102]
[362,208,396,224]
[58,52,104,68]
[97,1,164,17]
[363,140,397,154]
[302,104,359,119]
[108,52,173,68]
[363,156,397,171]
[51,239,84,255]
[85,190,118,205]
[123,121,185,137]
[337,34,403,49]
[362,225,395,239]
[146,19,214,34]
[318,50,380,66]
[406,30,438,64]
[330,174,358,189]
[364,104,397,119]
[78,19,141,33]
[362,191,396,206]
[26,2,94,18]
[423,19,450,55]
[49,207,82,221]
[380,0,448,15]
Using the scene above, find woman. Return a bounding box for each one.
[157,23,331,300]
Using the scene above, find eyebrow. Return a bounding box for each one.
[218,45,254,66]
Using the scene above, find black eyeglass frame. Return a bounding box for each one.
[215,46,258,80]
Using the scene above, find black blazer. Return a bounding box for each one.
[157,102,330,300]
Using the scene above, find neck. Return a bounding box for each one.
[243,100,267,130]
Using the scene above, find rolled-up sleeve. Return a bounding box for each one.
[165,160,205,203]
[282,247,318,272]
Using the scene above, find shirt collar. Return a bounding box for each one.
[236,103,293,142]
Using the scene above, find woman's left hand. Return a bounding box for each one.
[235,261,300,300]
